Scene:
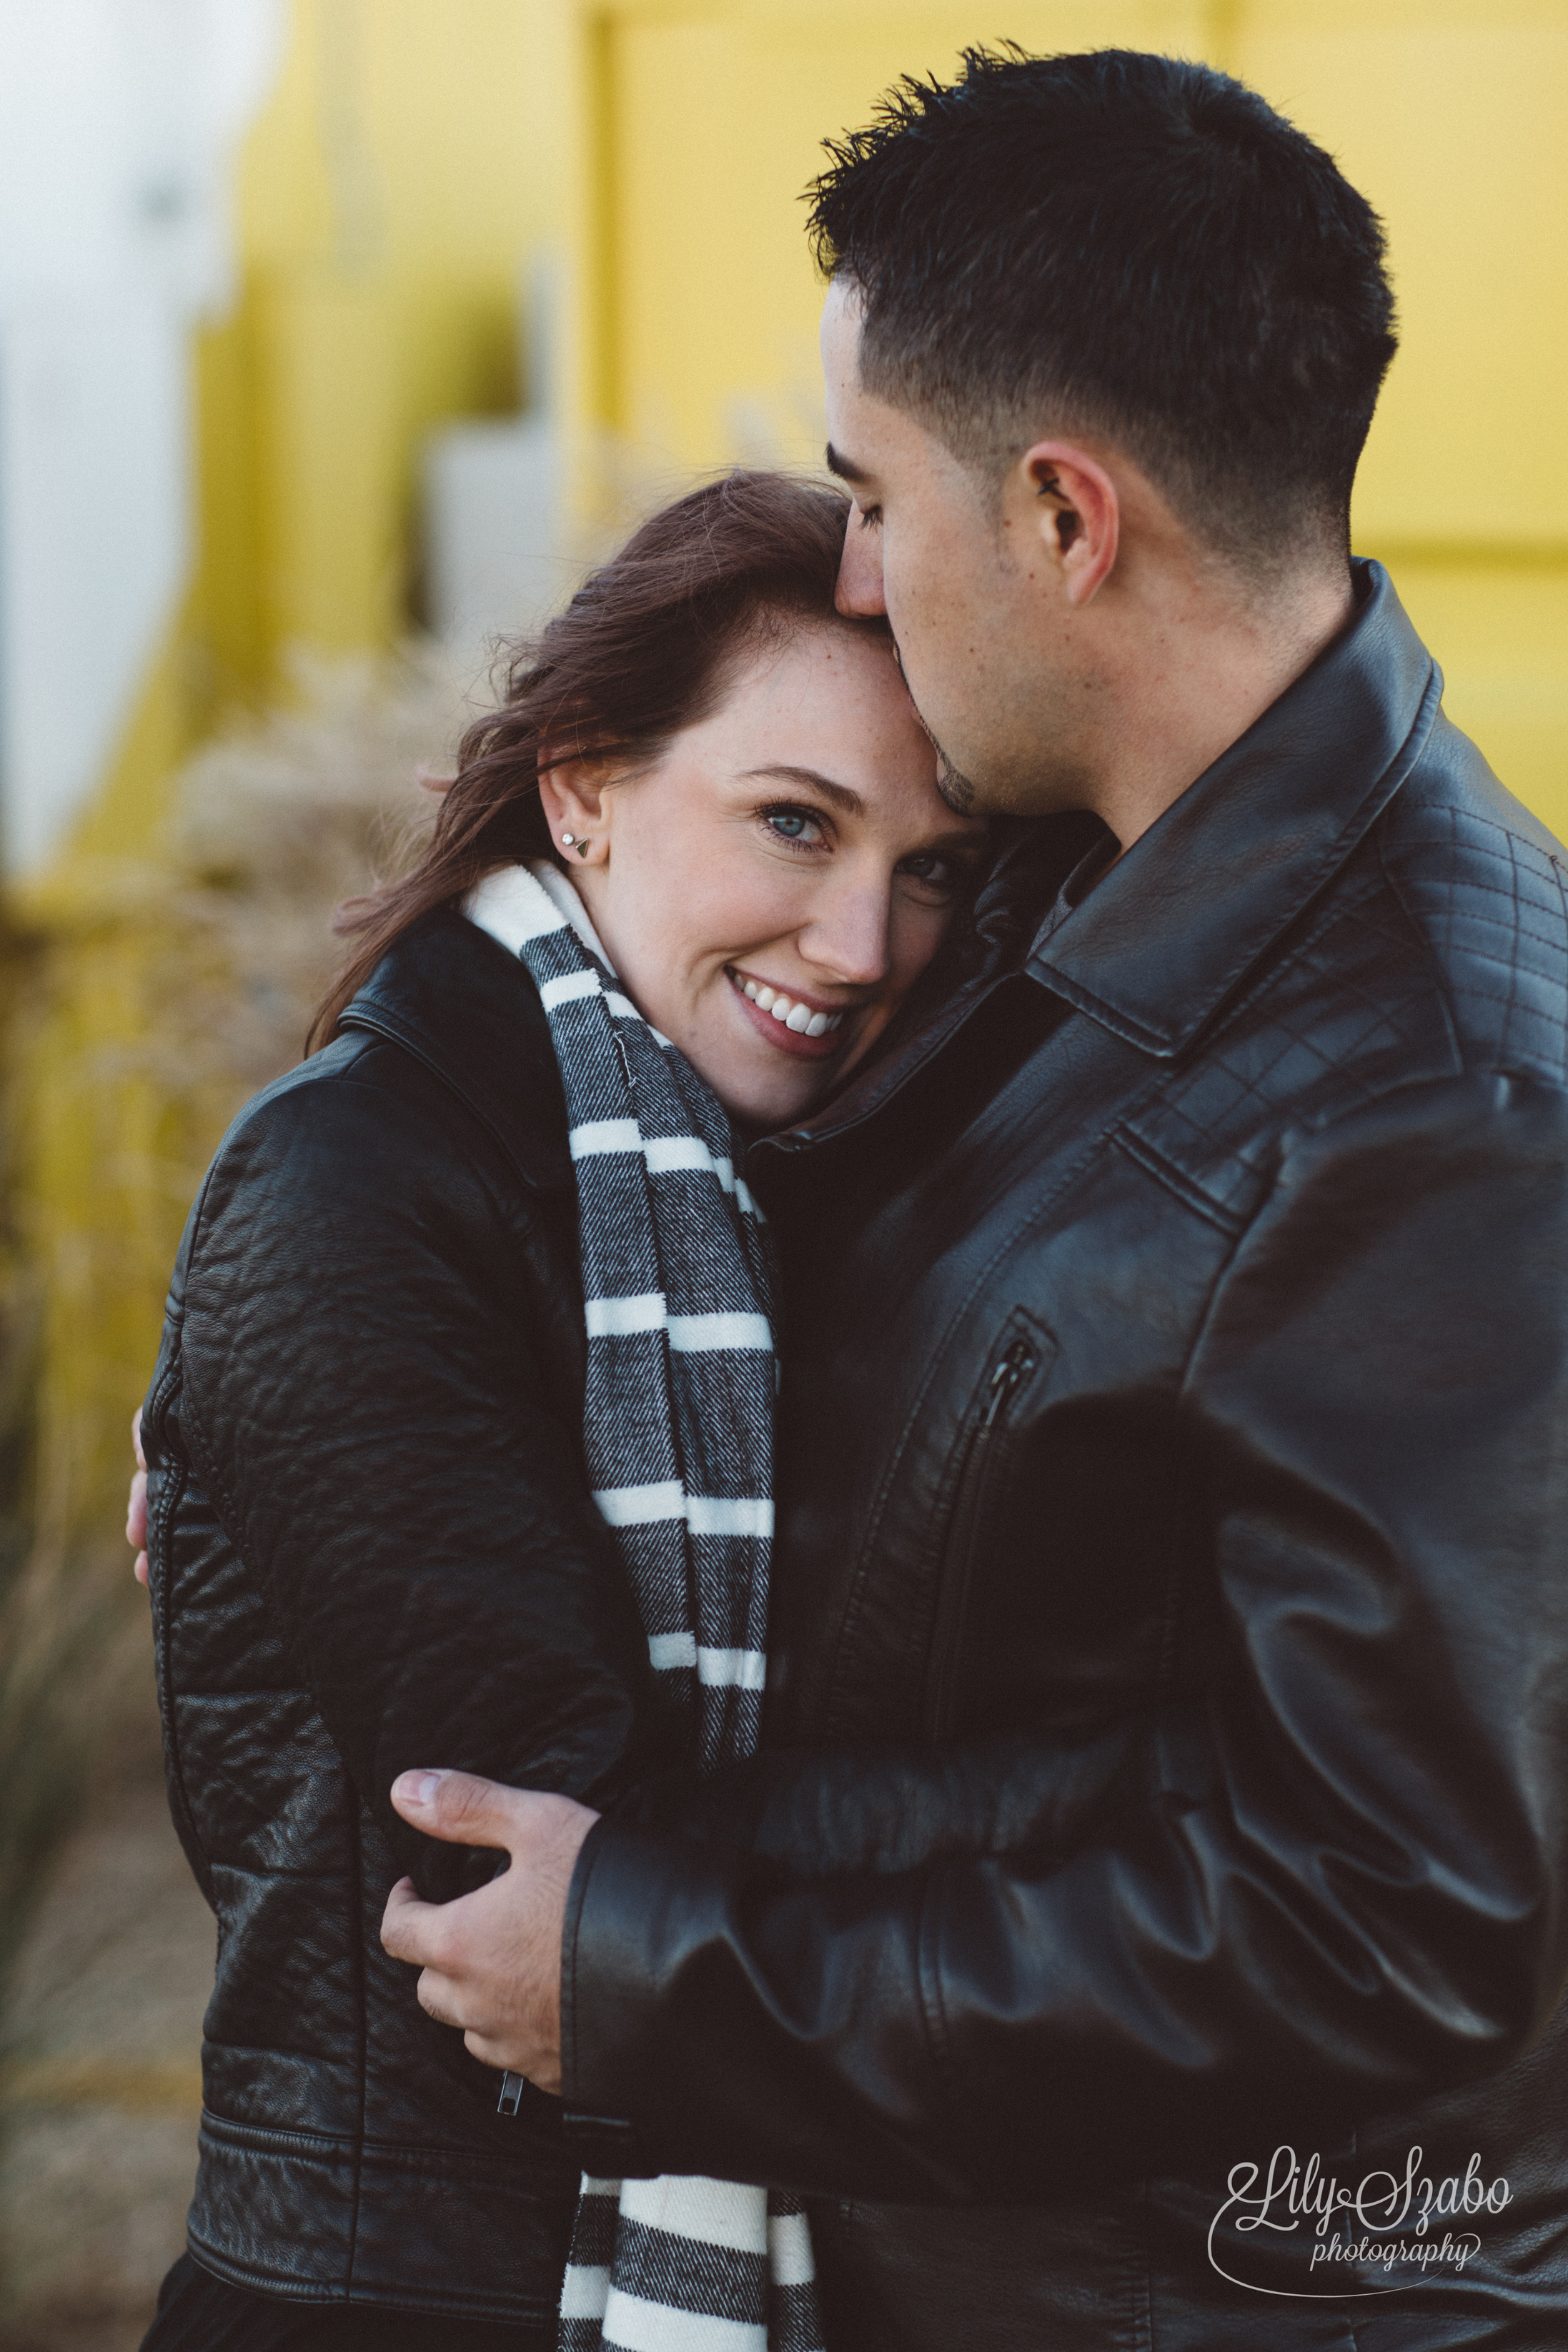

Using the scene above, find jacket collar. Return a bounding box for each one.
[338,904,573,1190]
[1026,560,1442,1058]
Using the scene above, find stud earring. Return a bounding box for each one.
[560,832,577,847]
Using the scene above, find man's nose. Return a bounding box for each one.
[835,515,887,617]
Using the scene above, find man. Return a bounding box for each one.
[383,49,1568,2345]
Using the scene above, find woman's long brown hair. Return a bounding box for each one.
[309,470,890,1048]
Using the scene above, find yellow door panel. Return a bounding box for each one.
[1233,9,1568,547]
[600,5,1212,472]
[591,0,1568,830]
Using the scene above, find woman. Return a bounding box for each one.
[133,472,985,2351]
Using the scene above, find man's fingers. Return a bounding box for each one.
[380,1885,490,2038]
[382,1786,592,2088]
[134,1552,149,1589]
[409,1973,545,2074]
[415,1968,467,2031]
[379,1802,586,2085]
[379,1875,452,1968]
[461,2028,560,2090]
[380,1886,480,2033]
[390,1767,520,1852]
[132,1408,145,1472]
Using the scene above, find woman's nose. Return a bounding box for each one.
[835,516,887,617]
[803,882,891,988]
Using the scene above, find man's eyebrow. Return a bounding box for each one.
[742,764,865,816]
[824,442,871,487]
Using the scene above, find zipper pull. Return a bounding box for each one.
[981,1339,1036,1430]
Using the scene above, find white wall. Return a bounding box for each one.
[0,0,284,874]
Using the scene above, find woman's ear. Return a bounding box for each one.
[537,756,610,864]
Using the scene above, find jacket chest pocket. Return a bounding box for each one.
[923,1309,1054,1742]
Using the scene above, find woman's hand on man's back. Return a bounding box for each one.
[128,1409,148,1589]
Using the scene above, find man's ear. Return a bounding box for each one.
[537,755,610,863]
[1010,441,1120,607]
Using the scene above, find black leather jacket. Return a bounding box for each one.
[142,910,650,2324]
[560,567,1568,2347]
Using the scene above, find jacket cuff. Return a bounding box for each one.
[559,1813,661,2175]
[557,1807,955,2201]
[559,1812,753,2176]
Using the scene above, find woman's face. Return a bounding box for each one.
[539,621,985,1130]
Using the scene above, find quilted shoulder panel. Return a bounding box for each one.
[1126,850,1461,1225]
[1123,725,1568,1227]
[1377,746,1568,1087]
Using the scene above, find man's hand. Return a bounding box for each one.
[380,1772,599,2093]
[129,1409,149,1589]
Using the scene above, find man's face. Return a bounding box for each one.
[821,279,1098,818]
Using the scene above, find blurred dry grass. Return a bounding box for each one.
[1,641,472,1955]
[162,643,460,1091]
[0,640,484,2345]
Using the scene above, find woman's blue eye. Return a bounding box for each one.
[765,807,821,843]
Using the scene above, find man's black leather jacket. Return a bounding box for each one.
[560,567,1568,2347]
[142,911,650,2326]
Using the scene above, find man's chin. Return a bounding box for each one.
[903,678,979,815]
[933,745,979,815]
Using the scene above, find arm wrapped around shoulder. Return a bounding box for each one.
[561,1071,1568,2200]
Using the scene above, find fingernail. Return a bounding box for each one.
[395,1771,445,1807]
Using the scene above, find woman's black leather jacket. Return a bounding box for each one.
[142,908,649,2327]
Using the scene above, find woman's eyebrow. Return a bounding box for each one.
[741,764,866,816]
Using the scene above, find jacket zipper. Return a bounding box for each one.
[926,1336,1038,1740]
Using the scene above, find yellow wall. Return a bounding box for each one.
[1234,0,1568,828]
[52,0,1568,916]
[12,0,1568,1574]
[582,0,1568,830]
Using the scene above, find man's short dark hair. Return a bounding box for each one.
[808,47,1398,572]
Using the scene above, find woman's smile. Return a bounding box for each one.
[724,964,853,1058]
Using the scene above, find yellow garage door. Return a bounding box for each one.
[582,0,1568,831]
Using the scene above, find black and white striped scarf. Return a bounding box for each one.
[467,863,825,2352]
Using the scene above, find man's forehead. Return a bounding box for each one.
[820,282,860,385]
[820,273,864,329]
[820,282,955,488]
[820,292,885,487]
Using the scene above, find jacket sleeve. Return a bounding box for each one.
[156,1041,651,1899]
[561,1071,1568,2200]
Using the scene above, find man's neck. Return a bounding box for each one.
[1088,565,1358,856]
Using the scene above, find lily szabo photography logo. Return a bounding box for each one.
[1209,2145,1512,2298]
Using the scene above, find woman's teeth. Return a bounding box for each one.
[738,977,843,1038]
